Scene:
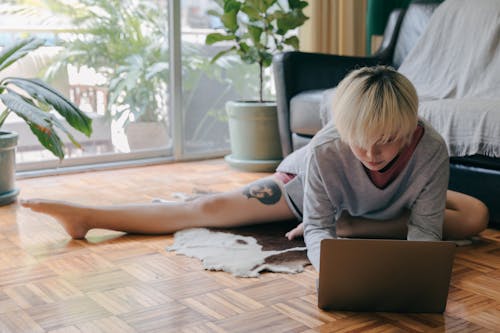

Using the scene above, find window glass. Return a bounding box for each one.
[0,0,172,171]
[180,0,274,156]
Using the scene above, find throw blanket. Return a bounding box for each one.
[320,0,500,157]
[398,0,500,157]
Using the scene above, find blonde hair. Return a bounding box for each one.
[333,66,418,149]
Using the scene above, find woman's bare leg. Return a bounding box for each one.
[286,190,490,240]
[443,190,489,240]
[21,176,296,239]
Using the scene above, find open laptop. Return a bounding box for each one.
[318,239,456,313]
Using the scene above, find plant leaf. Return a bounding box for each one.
[247,25,263,45]
[3,77,93,137]
[0,109,10,128]
[206,9,221,18]
[239,45,260,64]
[27,121,65,160]
[223,0,241,13]
[276,10,308,34]
[0,37,46,73]
[44,110,83,149]
[288,0,308,9]
[205,33,236,45]
[0,92,65,159]
[145,62,168,80]
[284,36,299,49]
[264,0,278,9]
[221,0,241,32]
[241,4,260,20]
[108,76,128,105]
[1,91,82,158]
[210,47,237,64]
[247,0,275,12]
[0,92,52,129]
[261,52,273,67]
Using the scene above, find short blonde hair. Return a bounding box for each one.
[333,66,418,149]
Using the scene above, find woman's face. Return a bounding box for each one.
[349,138,405,171]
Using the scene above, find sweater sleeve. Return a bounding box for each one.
[303,150,337,271]
[407,156,449,241]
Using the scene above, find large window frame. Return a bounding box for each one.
[15,0,229,178]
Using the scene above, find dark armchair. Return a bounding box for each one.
[272,0,500,227]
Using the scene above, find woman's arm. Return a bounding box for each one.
[302,151,336,271]
[336,209,410,239]
[407,158,449,240]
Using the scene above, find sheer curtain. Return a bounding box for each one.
[299,0,367,56]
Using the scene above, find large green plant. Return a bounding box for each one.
[206,0,308,102]
[0,37,92,159]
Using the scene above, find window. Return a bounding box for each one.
[0,0,274,174]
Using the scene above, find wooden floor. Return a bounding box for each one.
[1,159,499,332]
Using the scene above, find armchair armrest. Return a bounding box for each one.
[273,51,387,156]
[372,8,406,63]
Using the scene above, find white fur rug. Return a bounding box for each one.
[166,227,308,278]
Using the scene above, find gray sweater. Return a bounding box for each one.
[277,120,449,270]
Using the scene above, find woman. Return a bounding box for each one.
[22,66,488,271]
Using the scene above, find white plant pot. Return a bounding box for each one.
[225,101,283,172]
[125,122,170,151]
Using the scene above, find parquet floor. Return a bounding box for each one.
[0,159,499,332]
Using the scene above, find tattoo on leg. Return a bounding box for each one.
[242,179,282,205]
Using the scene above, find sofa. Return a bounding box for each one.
[273,0,500,227]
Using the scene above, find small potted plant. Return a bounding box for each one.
[206,0,308,172]
[0,37,92,205]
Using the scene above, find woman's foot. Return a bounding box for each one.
[285,222,304,240]
[21,199,91,239]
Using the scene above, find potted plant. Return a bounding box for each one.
[206,0,308,171]
[0,37,92,205]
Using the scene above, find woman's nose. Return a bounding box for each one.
[366,146,380,159]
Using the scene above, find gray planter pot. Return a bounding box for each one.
[0,131,19,205]
[225,101,283,172]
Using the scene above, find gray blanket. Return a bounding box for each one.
[398,0,500,157]
[321,0,500,157]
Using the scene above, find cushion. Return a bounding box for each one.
[292,133,312,151]
[289,90,323,135]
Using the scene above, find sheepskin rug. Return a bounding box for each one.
[166,221,309,277]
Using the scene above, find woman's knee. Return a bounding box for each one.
[459,195,489,233]
[445,192,489,238]
[470,199,489,233]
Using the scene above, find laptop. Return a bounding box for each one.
[317,238,456,313]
